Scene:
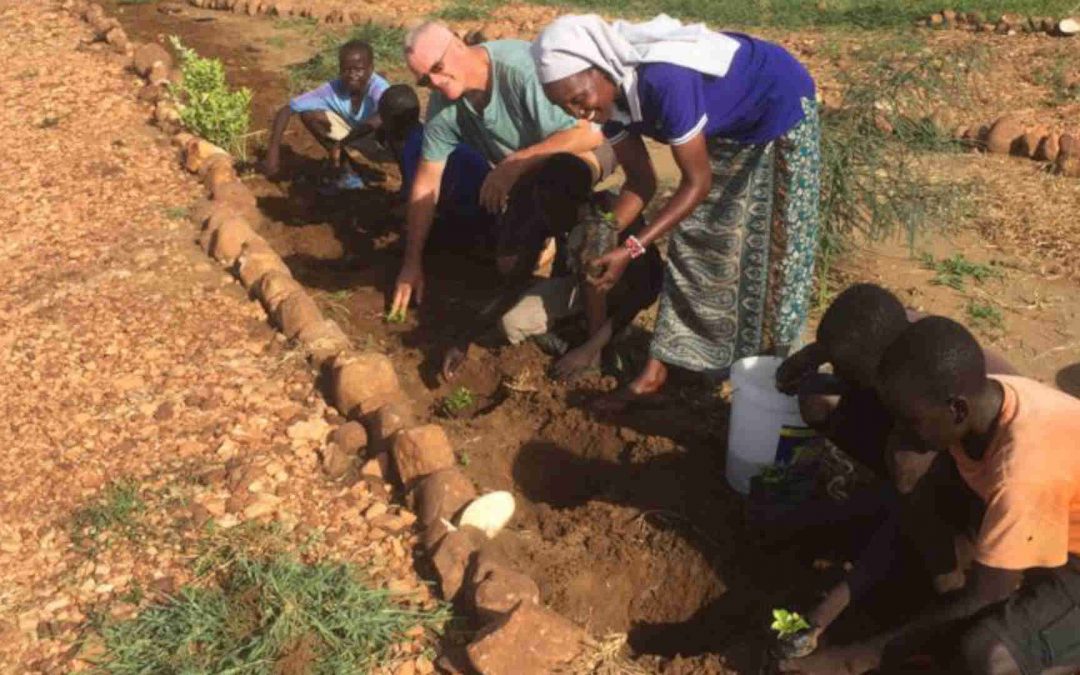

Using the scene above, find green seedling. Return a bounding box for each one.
[441,386,475,415]
[168,37,253,159]
[758,463,789,485]
[163,206,189,221]
[921,253,1000,290]
[966,301,1004,330]
[771,609,811,638]
[459,451,471,467]
[385,309,407,324]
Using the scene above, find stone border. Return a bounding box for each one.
[956,116,1080,177]
[915,10,1079,36]
[64,2,593,673]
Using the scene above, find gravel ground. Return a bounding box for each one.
[0,3,436,672]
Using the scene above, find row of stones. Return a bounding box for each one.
[964,116,1080,177]
[186,0,386,24]
[68,3,592,673]
[916,9,1080,36]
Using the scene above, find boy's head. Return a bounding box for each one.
[339,40,374,95]
[877,316,989,453]
[378,84,421,142]
[817,283,908,388]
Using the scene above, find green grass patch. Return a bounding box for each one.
[966,300,1004,330]
[288,23,406,94]
[275,16,319,32]
[265,35,287,49]
[96,544,448,674]
[521,0,1080,29]
[920,252,1001,289]
[440,386,475,416]
[70,480,146,555]
[169,37,253,159]
[163,205,189,221]
[433,2,492,21]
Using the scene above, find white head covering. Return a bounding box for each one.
[531,14,741,122]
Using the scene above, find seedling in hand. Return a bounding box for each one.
[385,309,407,324]
[771,608,811,638]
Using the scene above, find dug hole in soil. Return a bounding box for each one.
[109,3,886,671]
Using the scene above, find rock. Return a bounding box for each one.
[1059,17,1080,36]
[414,469,476,528]
[211,180,257,210]
[329,420,368,454]
[1060,134,1080,156]
[984,116,1024,154]
[392,424,454,487]
[236,244,288,289]
[457,492,515,538]
[152,101,181,129]
[1042,17,1057,33]
[331,353,401,420]
[421,517,453,551]
[172,131,194,148]
[466,602,586,675]
[928,13,944,27]
[359,452,389,480]
[296,319,350,366]
[473,565,541,623]
[242,493,280,520]
[147,60,171,86]
[1055,135,1080,176]
[105,26,128,51]
[133,43,173,78]
[872,111,893,135]
[1017,127,1046,158]
[1035,134,1060,162]
[366,399,415,454]
[255,272,301,313]
[320,442,354,480]
[209,218,256,264]
[287,417,331,444]
[183,137,228,173]
[205,161,237,193]
[431,526,486,601]
[941,9,957,24]
[136,83,166,103]
[274,291,323,339]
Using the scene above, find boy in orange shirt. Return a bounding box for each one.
[781,316,1080,675]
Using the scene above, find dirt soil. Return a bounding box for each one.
[102,2,1080,673]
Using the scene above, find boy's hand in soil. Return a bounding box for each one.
[778,642,882,675]
[442,346,467,381]
[551,343,601,381]
[391,262,424,318]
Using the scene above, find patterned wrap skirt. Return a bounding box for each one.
[650,98,821,373]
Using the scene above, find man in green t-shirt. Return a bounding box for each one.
[389,21,609,325]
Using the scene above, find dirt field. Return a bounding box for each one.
[15,0,1080,672]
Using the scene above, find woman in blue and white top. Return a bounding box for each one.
[532,14,820,410]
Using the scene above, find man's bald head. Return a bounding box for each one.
[403,21,471,100]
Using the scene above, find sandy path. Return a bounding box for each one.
[0,3,434,672]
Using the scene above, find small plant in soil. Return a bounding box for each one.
[385,309,407,324]
[70,480,146,555]
[434,2,490,21]
[95,544,449,673]
[921,252,1001,290]
[163,206,189,221]
[458,451,471,467]
[441,386,475,416]
[168,37,253,159]
[966,300,1004,331]
[771,608,811,638]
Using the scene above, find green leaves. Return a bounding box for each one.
[168,36,252,159]
[771,608,811,638]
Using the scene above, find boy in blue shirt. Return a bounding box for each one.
[262,40,389,193]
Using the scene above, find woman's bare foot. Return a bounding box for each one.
[592,358,668,413]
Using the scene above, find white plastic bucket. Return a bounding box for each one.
[725,356,808,494]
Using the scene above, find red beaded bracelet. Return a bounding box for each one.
[624,235,646,259]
